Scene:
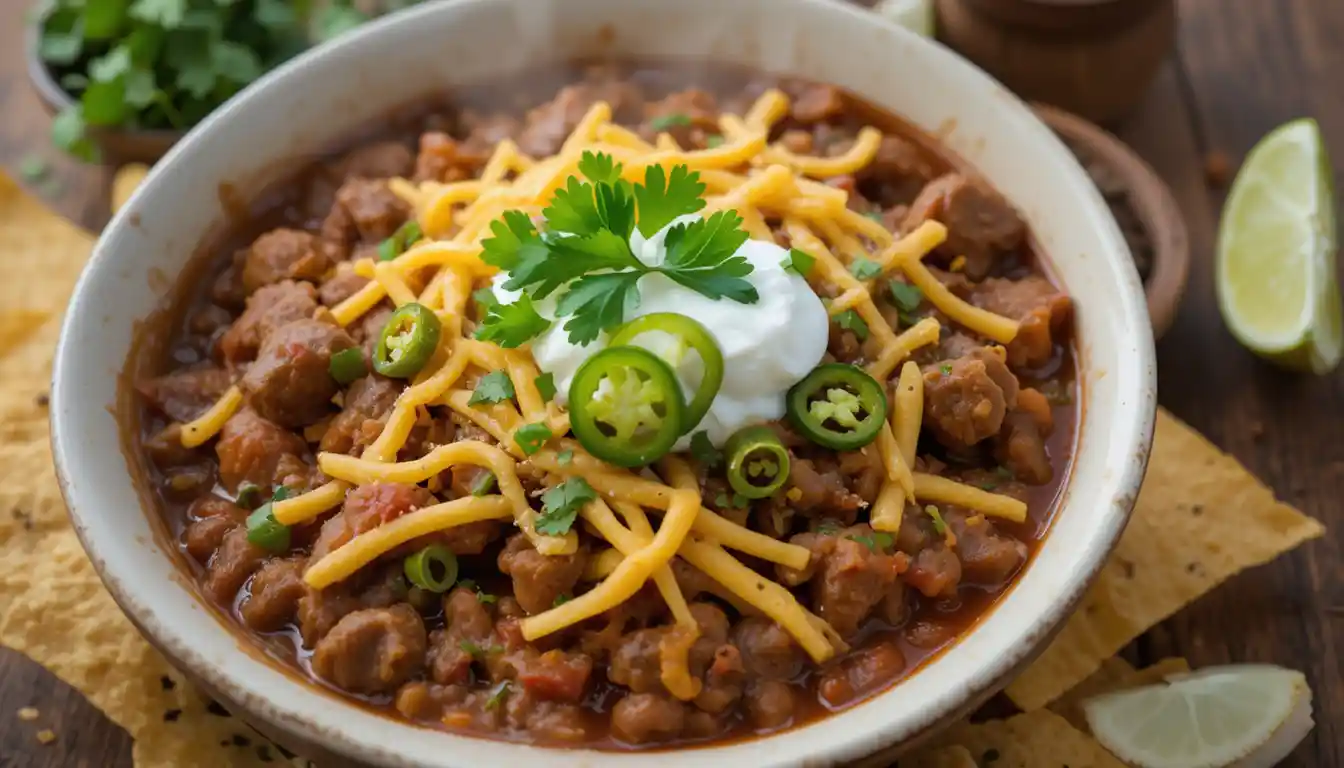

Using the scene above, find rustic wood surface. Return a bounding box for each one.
[0,0,1339,764]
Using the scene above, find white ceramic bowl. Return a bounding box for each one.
[51,0,1157,765]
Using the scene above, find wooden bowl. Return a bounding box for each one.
[1033,104,1189,339]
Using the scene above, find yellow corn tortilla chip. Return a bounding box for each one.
[1048,656,1191,734]
[0,172,302,767]
[1006,410,1325,710]
[928,710,1126,767]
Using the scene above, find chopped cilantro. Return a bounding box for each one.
[925,504,948,535]
[689,430,722,468]
[552,594,572,607]
[648,113,692,131]
[513,422,553,456]
[815,519,843,536]
[536,477,597,536]
[475,591,498,605]
[705,134,725,148]
[556,449,575,466]
[534,372,557,402]
[782,247,816,277]
[713,493,730,509]
[850,531,895,552]
[485,680,511,710]
[835,309,870,341]
[731,493,750,509]
[272,486,291,502]
[888,281,923,313]
[939,363,953,375]
[458,639,503,658]
[468,370,515,406]
[848,257,883,281]
[865,211,884,222]
[474,294,551,348]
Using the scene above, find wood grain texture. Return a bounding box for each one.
[0,0,1339,764]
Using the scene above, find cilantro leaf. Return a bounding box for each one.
[506,229,640,299]
[472,287,498,311]
[594,176,636,238]
[705,134,725,149]
[535,372,557,403]
[536,477,597,536]
[554,271,643,346]
[834,309,869,341]
[481,210,546,271]
[783,248,816,277]
[578,151,623,184]
[474,294,551,348]
[543,176,602,236]
[553,594,572,607]
[469,370,515,406]
[888,281,923,313]
[649,113,692,131]
[634,164,706,237]
[816,519,843,536]
[557,450,574,465]
[659,211,756,302]
[850,531,895,552]
[129,0,186,28]
[514,422,553,456]
[849,257,883,281]
[689,431,722,468]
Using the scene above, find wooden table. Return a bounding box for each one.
[0,0,1339,765]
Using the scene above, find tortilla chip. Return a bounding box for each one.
[0,172,302,768]
[1049,657,1190,734]
[1006,410,1325,710]
[929,711,1126,767]
[898,744,979,768]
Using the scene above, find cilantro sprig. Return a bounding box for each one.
[536,478,597,536]
[477,151,759,347]
[38,0,416,162]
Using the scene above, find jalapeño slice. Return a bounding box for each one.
[373,303,441,379]
[568,346,686,467]
[786,363,888,450]
[609,313,724,434]
[724,426,791,499]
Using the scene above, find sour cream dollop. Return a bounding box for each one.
[491,218,829,448]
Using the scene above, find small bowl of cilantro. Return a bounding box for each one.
[27,0,422,164]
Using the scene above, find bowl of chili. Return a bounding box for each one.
[49,0,1155,764]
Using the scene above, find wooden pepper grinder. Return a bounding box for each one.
[934,0,1176,124]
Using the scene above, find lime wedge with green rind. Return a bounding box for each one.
[1216,117,1341,374]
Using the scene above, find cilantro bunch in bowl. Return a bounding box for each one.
[32,0,422,162]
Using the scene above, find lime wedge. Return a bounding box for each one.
[1216,118,1341,373]
[873,0,935,37]
[1083,664,1314,768]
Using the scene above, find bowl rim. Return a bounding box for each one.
[49,0,1157,765]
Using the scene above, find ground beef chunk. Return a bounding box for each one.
[310,482,438,564]
[354,305,394,358]
[137,367,231,423]
[335,141,413,181]
[859,136,937,206]
[311,604,427,695]
[459,111,523,156]
[211,252,249,309]
[143,424,204,469]
[732,618,805,680]
[611,693,686,745]
[818,641,907,707]
[905,619,959,649]
[518,81,644,157]
[608,628,663,693]
[241,229,331,294]
[791,84,846,124]
[922,347,1021,450]
[322,178,410,254]
[973,275,1073,370]
[427,588,497,685]
[219,280,319,366]
[946,510,1028,585]
[413,132,481,183]
[641,89,719,146]
[997,408,1053,485]
[241,319,356,428]
[745,679,795,730]
[240,557,307,632]
[320,374,402,455]
[787,457,866,522]
[182,497,246,563]
[902,173,1025,279]
[904,544,963,598]
[512,649,594,704]
[298,562,408,646]
[318,270,369,307]
[497,534,587,615]
[204,525,267,604]
[214,408,308,492]
[808,526,903,637]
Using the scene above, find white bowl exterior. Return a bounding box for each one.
[51,0,1156,766]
